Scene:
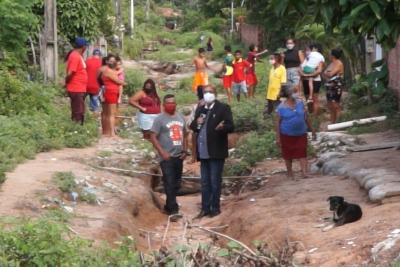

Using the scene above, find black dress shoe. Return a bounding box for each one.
[193,210,210,220]
[209,210,221,218]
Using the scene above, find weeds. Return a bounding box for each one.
[0,218,140,266]
[52,172,98,204]
[53,172,77,193]
[124,68,146,97]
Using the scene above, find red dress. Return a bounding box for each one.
[246,51,258,86]
[102,73,120,104]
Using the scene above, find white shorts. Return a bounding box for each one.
[137,112,159,131]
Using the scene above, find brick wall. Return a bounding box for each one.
[388,38,400,106]
[239,23,264,49]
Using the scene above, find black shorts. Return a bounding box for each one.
[326,87,342,103]
[197,86,204,100]
[302,80,321,97]
[325,77,344,103]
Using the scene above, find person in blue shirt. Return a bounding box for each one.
[275,86,316,179]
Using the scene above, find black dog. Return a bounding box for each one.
[327,196,362,226]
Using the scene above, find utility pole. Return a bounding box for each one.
[40,0,58,82]
[115,0,123,50]
[130,0,134,37]
[145,0,150,21]
[230,1,234,37]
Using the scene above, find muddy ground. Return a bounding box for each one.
[1,55,400,266]
[1,128,400,266]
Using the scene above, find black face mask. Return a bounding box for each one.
[108,63,116,69]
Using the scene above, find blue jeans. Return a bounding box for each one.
[87,93,100,112]
[200,159,225,213]
[160,157,183,214]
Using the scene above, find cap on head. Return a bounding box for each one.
[75,37,88,48]
[93,48,101,56]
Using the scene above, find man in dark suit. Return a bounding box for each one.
[190,85,234,218]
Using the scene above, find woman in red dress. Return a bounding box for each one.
[101,55,126,137]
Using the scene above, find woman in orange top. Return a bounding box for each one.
[101,55,126,137]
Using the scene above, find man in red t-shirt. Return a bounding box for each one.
[85,49,102,112]
[65,37,88,124]
[232,50,251,102]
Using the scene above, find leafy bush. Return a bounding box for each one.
[124,36,145,59]
[0,218,140,266]
[199,17,227,33]
[0,71,98,182]
[230,100,269,132]
[181,9,203,32]
[234,131,279,165]
[124,69,146,97]
[53,172,77,193]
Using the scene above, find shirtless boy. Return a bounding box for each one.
[192,48,210,100]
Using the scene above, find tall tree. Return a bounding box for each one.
[0,0,38,55]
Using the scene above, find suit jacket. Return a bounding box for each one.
[190,100,234,160]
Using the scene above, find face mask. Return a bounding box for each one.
[286,44,295,50]
[108,63,116,69]
[292,93,300,99]
[144,86,152,92]
[203,92,216,104]
[269,59,276,65]
[164,103,176,115]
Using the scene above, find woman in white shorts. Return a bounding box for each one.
[129,79,161,139]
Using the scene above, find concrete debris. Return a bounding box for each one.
[63,205,74,213]
[308,248,318,253]
[371,229,400,262]
[312,132,400,202]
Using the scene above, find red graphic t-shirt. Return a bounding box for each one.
[232,59,251,83]
[86,57,102,94]
[66,51,88,93]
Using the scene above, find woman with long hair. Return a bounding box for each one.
[101,55,126,137]
[129,79,161,139]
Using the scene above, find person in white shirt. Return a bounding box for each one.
[300,44,325,114]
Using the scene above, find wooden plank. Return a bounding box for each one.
[348,142,400,152]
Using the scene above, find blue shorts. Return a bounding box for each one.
[232,81,247,96]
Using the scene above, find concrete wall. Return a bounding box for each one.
[239,23,264,49]
[388,38,400,105]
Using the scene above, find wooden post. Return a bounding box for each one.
[40,0,58,82]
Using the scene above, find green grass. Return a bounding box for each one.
[143,45,194,62]
[0,217,140,266]
[53,172,77,193]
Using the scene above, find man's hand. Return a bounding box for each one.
[215,121,225,131]
[197,116,205,125]
[180,151,187,160]
[160,150,171,161]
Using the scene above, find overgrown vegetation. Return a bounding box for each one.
[0,72,98,183]
[0,217,140,266]
[53,172,97,204]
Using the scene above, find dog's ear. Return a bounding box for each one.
[327,196,333,202]
[338,196,344,204]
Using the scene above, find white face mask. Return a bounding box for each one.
[286,44,295,50]
[203,92,216,104]
[269,59,276,65]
